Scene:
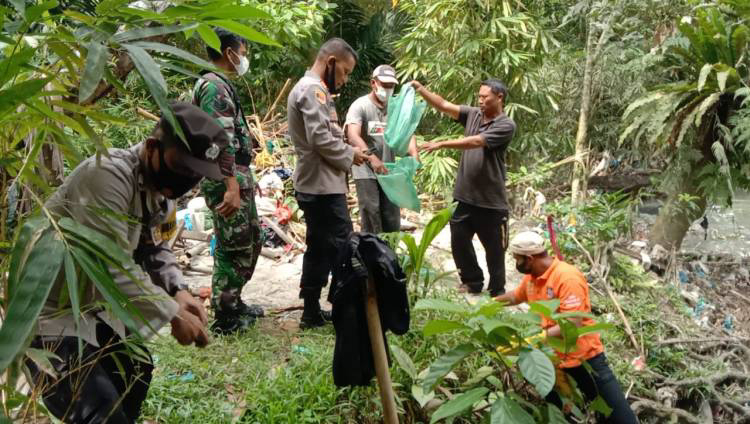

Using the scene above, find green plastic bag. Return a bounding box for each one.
[377,157,422,212]
[385,83,426,156]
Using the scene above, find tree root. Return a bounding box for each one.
[631,397,702,424]
[665,370,750,388]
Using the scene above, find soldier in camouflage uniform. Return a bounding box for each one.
[192,29,263,334]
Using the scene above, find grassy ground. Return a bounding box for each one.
[141,255,709,423]
[142,320,390,423]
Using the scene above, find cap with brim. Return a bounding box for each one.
[159,102,229,181]
[373,64,399,84]
[509,231,546,256]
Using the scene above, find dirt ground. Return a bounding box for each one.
[182,219,528,329]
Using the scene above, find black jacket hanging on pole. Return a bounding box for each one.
[328,232,410,387]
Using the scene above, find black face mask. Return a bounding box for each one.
[516,257,533,274]
[324,58,337,94]
[149,144,201,199]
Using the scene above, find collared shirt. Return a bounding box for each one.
[345,94,393,180]
[39,145,183,346]
[287,70,354,194]
[453,106,515,210]
[513,259,605,368]
[192,72,255,188]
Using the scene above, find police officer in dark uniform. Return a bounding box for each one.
[287,38,369,328]
[28,103,222,423]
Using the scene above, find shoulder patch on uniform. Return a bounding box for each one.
[314,89,327,104]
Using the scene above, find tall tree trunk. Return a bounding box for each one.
[648,163,707,251]
[570,27,596,206]
[648,100,729,250]
[571,14,613,206]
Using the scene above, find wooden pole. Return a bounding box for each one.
[364,275,399,424]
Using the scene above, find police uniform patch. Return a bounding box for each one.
[314,89,327,104]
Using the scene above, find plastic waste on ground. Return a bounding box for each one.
[376,157,421,212]
[384,83,426,156]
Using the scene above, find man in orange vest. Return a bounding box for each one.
[494,231,638,423]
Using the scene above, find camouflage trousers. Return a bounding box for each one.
[201,174,261,317]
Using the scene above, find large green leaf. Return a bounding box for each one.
[415,299,468,315]
[545,404,568,424]
[429,387,488,423]
[490,396,535,424]
[518,348,556,397]
[529,299,560,318]
[423,320,469,337]
[112,23,199,43]
[422,344,476,391]
[0,78,50,116]
[0,229,65,372]
[129,41,216,69]
[390,344,417,379]
[199,4,271,20]
[78,41,108,104]
[212,20,279,47]
[697,63,712,91]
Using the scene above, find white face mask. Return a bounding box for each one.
[375,83,394,103]
[230,50,249,76]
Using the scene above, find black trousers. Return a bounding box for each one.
[354,179,401,234]
[449,201,509,294]
[26,324,153,424]
[296,192,353,299]
[546,353,638,424]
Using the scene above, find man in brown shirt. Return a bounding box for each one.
[413,79,515,296]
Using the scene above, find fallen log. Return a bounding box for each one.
[588,170,658,193]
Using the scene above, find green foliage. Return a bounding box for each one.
[394,0,556,120]
[620,1,750,206]
[415,135,460,197]
[545,191,634,260]
[396,204,455,302]
[399,296,611,423]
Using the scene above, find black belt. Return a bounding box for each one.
[236,153,252,166]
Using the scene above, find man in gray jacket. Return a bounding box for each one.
[27,103,221,423]
[287,38,368,328]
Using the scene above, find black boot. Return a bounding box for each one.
[300,297,332,329]
[210,313,256,335]
[237,302,265,318]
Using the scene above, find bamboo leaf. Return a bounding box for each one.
[199,4,271,20]
[518,348,556,397]
[212,20,280,47]
[196,24,221,52]
[7,216,49,298]
[430,387,488,423]
[422,344,476,391]
[78,42,108,104]
[112,23,199,43]
[0,78,50,116]
[122,43,184,141]
[0,229,65,372]
[129,41,216,69]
